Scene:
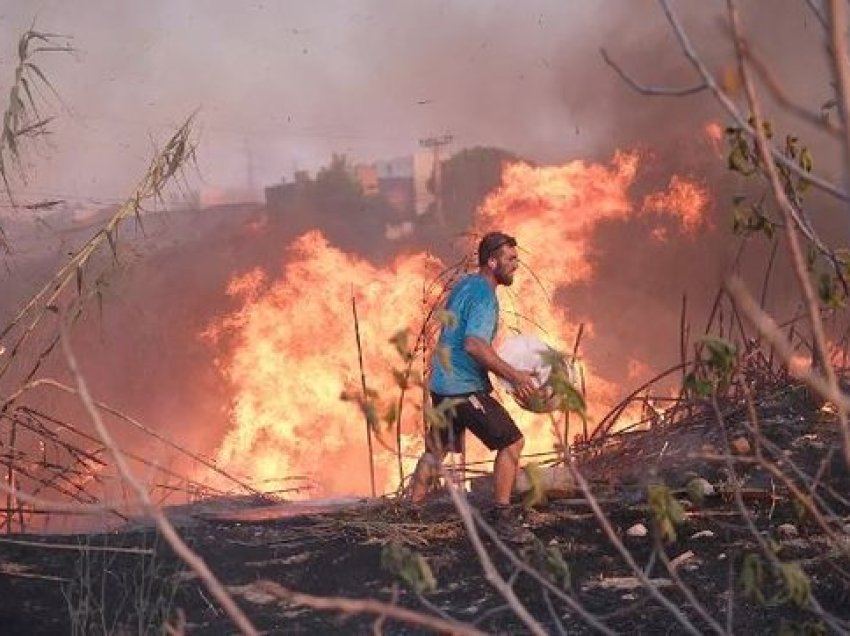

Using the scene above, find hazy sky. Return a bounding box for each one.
[0,1,830,208]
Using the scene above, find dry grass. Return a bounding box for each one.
[0,25,73,247]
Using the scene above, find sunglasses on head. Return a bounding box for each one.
[483,238,516,261]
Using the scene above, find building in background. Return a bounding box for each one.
[264,148,442,241]
[413,152,435,217]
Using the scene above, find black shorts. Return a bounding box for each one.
[428,391,523,454]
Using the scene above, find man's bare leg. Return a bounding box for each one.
[409,450,447,504]
[492,436,525,506]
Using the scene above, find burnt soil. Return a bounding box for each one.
[2,387,850,635]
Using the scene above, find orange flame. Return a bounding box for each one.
[704,121,724,158]
[203,151,710,497]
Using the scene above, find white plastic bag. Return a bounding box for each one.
[496,334,580,412]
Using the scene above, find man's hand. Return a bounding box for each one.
[464,336,539,400]
[507,369,538,402]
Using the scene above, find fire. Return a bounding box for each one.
[642,175,708,234]
[704,121,724,157]
[204,151,710,497]
[204,231,443,497]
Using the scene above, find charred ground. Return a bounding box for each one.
[1,385,848,635]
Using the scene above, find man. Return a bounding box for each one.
[409,231,537,538]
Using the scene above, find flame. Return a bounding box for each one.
[203,231,444,497]
[642,175,709,234]
[204,150,710,497]
[704,121,724,158]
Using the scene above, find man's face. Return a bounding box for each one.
[490,245,519,286]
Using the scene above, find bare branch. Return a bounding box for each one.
[566,461,704,636]
[726,0,850,467]
[58,321,258,636]
[254,580,487,636]
[464,505,617,635]
[443,483,548,636]
[826,0,850,207]
[656,0,848,206]
[806,0,830,30]
[4,377,262,496]
[709,394,850,634]
[726,276,850,412]
[0,479,113,515]
[600,48,708,96]
[652,532,728,636]
[0,536,154,555]
[741,42,840,134]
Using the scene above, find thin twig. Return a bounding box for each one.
[0,480,113,515]
[0,537,154,555]
[444,483,548,636]
[351,291,377,497]
[566,460,703,636]
[739,41,839,134]
[254,580,487,636]
[827,0,850,197]
[600,48,707,96]
[58,321,257,636]
[656,0,846,212]
[5,378,260,495]
[726,0,850,468]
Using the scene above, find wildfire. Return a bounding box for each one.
[203,150,710,497]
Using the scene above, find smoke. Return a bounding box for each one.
[0,2,836,199]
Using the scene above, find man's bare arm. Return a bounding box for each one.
[464,336,537,401]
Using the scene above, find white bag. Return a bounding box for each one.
[496,334,580,412]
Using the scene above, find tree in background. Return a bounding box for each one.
[438,146,522,235]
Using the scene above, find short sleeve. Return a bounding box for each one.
[464,288,497,341]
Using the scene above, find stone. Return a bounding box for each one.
[669,550,696,571]
[626,523,648,537]
[690,530,715,540]
[513,465,575,498]
[687,477,715,503]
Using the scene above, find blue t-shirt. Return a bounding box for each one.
[430,274,498,395]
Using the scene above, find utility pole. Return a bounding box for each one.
[419,134,453,226]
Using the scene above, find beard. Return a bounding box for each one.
[496,269,515,286]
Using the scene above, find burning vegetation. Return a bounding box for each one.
[1,2,850,635]
[202,150,710,500]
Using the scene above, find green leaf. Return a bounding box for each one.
[799,147,814,172]
[364,400,379,432]
[741,553,766,604]
[435,309,457,329]
[388,329,410,360]
[686,477,707,505]
[684,372,713,398]
[424,405,448,430]
[728,145,752,174]
[383,402,398,428]
[392,368,409,390]
[436,345,452,374]
[647,482,685,542]
[381,542,437,594]
[521,462,547,509]
[775,562,810,607]
[524,537,571,590]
